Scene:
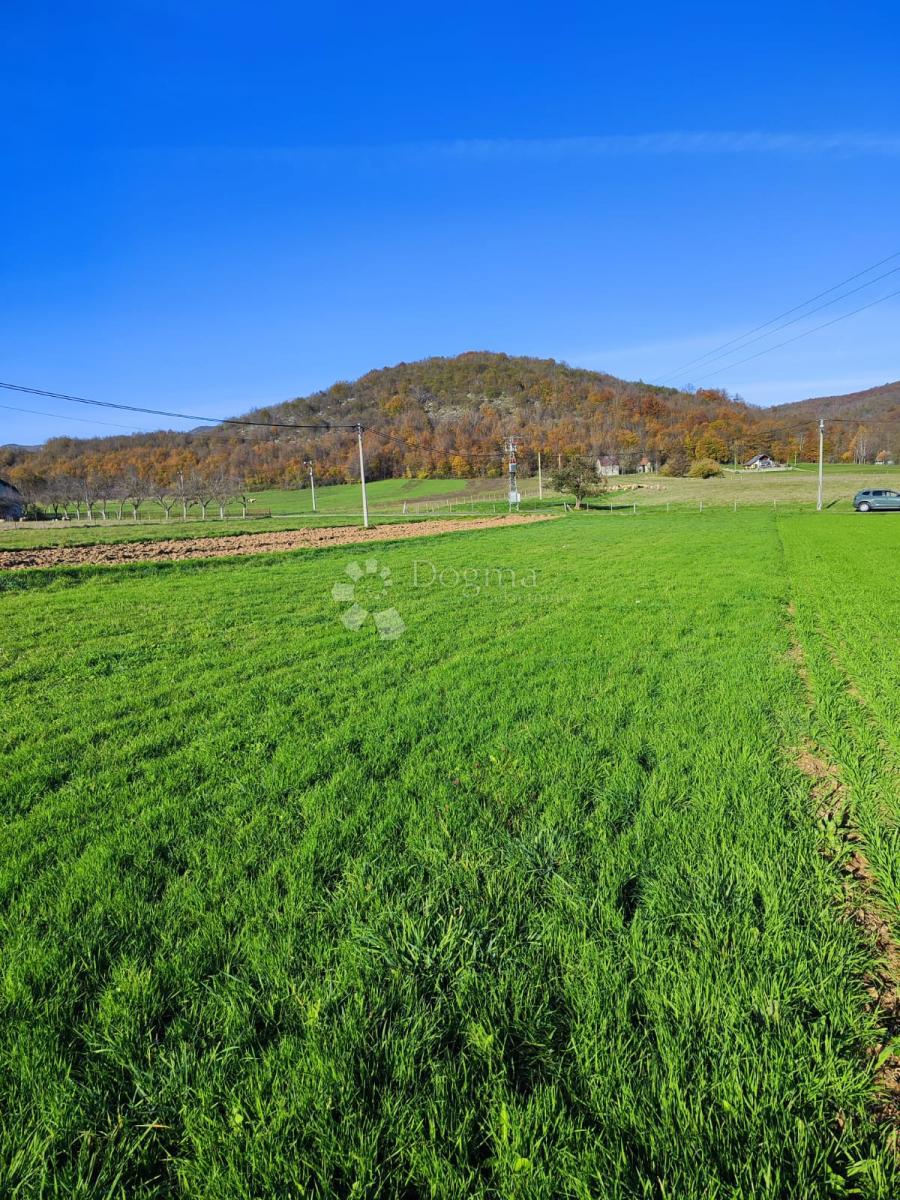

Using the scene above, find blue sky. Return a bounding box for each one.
[3,1,900,444]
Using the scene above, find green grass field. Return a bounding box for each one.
[252,478,499,515]
[2,509,899,1196]
[4,465,898,552]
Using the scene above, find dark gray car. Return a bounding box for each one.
[853,488,900,512]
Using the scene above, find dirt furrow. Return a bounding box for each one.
[0,514,555,570]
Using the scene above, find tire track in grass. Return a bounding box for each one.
[785,598,900,1141]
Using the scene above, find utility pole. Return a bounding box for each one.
[816,419,825,512]
[503,436,522,510]
[356,424,369,528]
[303,458,317,512]
[537,450,543,500]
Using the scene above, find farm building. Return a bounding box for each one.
[637,456,656,474]
[745,453,779,470]
[0,477,24,520]
[596,456,621,477]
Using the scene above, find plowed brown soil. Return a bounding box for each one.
[0,514,555,571]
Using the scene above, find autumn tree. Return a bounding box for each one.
[694,432,729,463]
[660,448,691,477]
[688,458,724,478]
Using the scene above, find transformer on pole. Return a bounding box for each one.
[504,436,522,510]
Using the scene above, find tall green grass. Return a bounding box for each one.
[780,514,900,915]
[1,511,897,1196]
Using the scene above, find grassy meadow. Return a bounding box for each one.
[2,508,899,1196]
[3,464,898,553]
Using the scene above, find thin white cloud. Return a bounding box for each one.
[170,130,900,167]
[414,131,900,161]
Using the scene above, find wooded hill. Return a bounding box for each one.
[768,380,900,463]
[3,353,898,501]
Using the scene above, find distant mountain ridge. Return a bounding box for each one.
[770,379,900,421]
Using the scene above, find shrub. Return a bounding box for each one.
[688,458,724,478]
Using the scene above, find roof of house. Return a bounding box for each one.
[746,453,776,464]
[0,477,22,496]
[596,455,620,466]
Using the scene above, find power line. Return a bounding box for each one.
[661,262,900,381]
[367,425,503,461]
[698,285,900,381]
[0,380,510,463]
[0,402,146,432]
[0,382,357,431]
[651,248,900,384]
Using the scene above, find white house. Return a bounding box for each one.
[745,453,779,470]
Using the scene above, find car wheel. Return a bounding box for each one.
[858,502,871,512]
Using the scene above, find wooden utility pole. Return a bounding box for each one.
[304,458,317,512]
[356,425,369,528]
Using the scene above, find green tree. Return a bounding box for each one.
[550,459,608,509]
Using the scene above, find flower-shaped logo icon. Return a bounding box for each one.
[331,557,406,641]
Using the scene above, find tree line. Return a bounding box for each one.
[12,452,250,522]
